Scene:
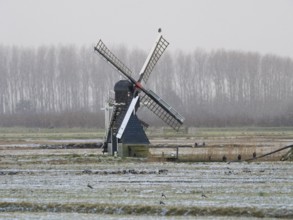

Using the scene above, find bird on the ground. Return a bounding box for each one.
[87,183,93,189]
[238,154,242,161]
[160,201,165,205]
[222,155,227,162]
[201,193,208,198]
[253,152,257,158]
[162,193,166,199]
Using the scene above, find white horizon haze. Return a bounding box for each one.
[1,0,293,58]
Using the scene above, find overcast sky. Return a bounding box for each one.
[1,0,292,58]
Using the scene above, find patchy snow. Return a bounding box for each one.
[0,153,292,218]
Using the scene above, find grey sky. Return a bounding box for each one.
[1,0,292,58]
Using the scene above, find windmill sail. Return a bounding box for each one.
[138,35,169,84]
[116,96,139,139]
[140,90,184,131]
[94,40,135,83]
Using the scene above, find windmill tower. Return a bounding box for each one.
[94,30,184,156]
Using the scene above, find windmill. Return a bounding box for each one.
[94,29,184,156]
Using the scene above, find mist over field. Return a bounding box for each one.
[1,0,293,128]
[0,45,292,127]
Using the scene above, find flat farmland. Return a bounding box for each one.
[0,127,293,219]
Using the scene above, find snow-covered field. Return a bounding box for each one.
[0,147,292,219]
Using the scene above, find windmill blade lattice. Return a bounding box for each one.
[138,35,169,84]
[94,40,134,82]
[140,90,184,131]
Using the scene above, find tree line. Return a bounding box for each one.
[0,44,292,127]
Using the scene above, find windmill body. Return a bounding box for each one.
[105,80,150,156]
[95,30,184,156]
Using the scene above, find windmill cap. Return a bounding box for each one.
[114,80,133,92]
